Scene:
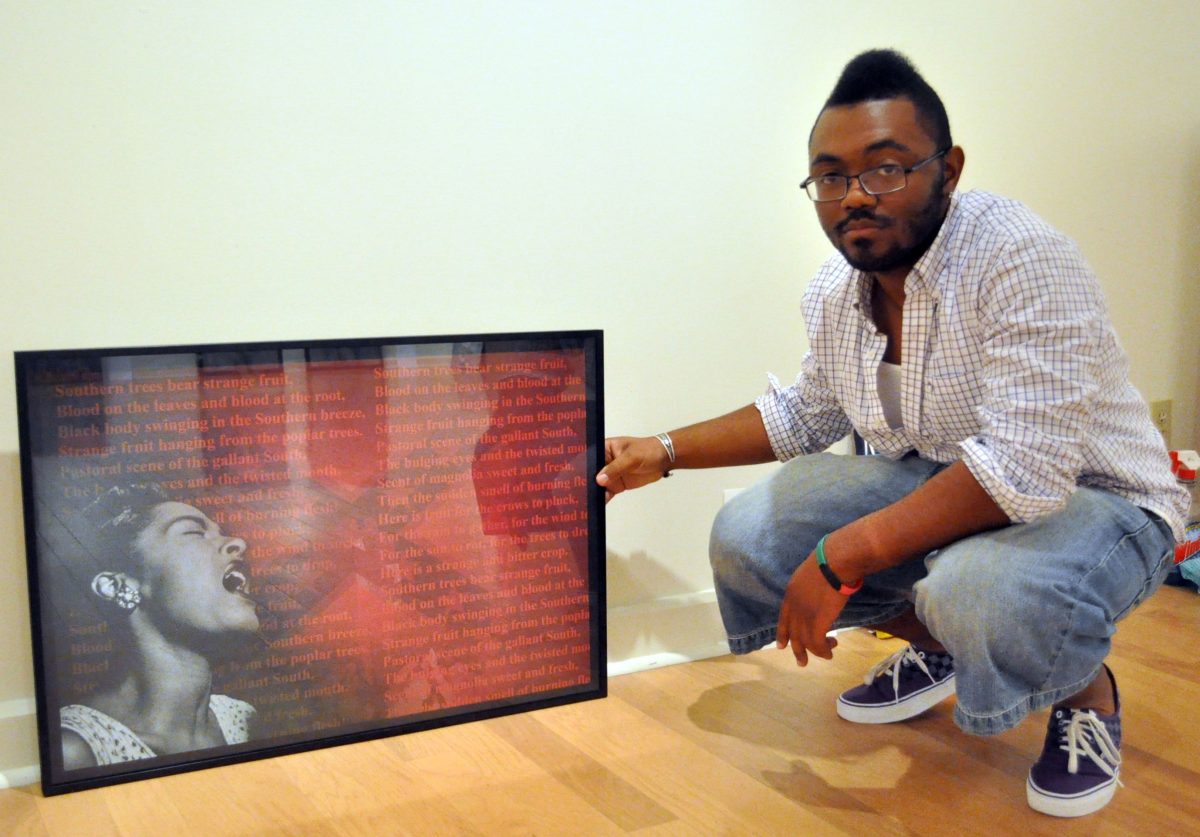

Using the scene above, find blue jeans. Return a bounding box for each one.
[709,453,1174,735]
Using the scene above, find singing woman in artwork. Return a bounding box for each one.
[59,483,260,768]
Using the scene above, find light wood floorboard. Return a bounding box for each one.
[1,585,1197,836]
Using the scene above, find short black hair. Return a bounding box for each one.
[815,49,952,150]
[78,482,172,577]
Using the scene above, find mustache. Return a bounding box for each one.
[836,209,891,234]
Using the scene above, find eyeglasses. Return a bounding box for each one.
[800,148,950,202]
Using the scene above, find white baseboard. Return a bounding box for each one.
[0,698,36,721]
[605,588,730,676]
[606,644,731,677]
[0,764,39,789]
[0,699,39,789]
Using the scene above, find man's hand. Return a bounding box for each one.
[595,407,776,502]
[775,554,849,666]
[595,436,671,502]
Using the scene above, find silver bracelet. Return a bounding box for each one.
[655,432,676,465]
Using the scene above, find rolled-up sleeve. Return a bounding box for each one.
[958,231,1105,523]
[755,351,853,461]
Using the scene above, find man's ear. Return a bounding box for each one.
[942,145,965,195]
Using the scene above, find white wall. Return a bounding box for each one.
[3,1,1198,785]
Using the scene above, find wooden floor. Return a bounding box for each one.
[3,585,1198,836]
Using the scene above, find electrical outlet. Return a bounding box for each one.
[1150,399,1173,445]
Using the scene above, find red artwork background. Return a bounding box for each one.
[26,340,600,757]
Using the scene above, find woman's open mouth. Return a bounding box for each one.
[222,561,251,596]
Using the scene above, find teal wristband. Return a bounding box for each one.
[815,535,862,596]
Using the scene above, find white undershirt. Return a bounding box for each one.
[877,362,903,429]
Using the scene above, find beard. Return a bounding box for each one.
[836,174,948,274]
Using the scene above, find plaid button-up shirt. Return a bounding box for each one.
[757,190,1188,539]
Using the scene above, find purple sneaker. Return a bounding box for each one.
[1027,668,1123,817]
[836,645,956,724]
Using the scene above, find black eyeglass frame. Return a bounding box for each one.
[800,147,951,202]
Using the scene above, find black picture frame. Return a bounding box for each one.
[16,330,606,796]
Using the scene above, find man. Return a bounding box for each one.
[597,49,1186,818]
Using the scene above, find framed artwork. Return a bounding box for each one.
[16,331,605,795]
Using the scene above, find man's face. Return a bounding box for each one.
[808,98,959,278]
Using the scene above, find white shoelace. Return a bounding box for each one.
[863,645,937,692]
[1059,709,1123,785]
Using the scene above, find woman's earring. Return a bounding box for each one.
[91,572,141,611]
[115,582,141,611]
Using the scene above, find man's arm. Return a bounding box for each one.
[596,404,775,501]
[777,459,1011,664]
[832,460,1011,582]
